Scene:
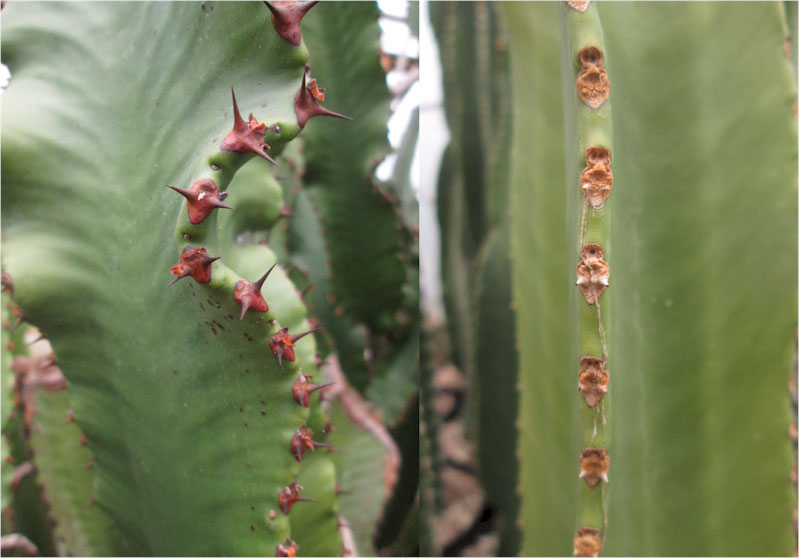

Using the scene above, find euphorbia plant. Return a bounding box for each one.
[1,1,418,556]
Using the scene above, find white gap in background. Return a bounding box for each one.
[375,0,420,196]
[419,0,448,323]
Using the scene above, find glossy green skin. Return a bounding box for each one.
[0,2,343,554]
[506,2,796,555]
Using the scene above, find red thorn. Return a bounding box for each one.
[263,1,318,46]
[290,326,318,344]
[269,325,317,364]
[166,179,233,225]
[290,426,315,461]
[220,88,277,166]
[292,373,334,407]
[253,263,277,292]
[278,482,310,514]
[294,65,352,129]
[169,246,219,285]
[290,425,335,462]
[276,538,299,557]
[234,265,275,320]
[279,206,294,218]
[66,410,74,423]
[78,433,87,448]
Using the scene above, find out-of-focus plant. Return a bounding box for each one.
[425,1,797,556]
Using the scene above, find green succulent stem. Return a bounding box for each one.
[563,1,612,548]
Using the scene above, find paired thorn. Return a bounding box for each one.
[233,263,276,320]
[166,180,233,225]
[278,482,313,514]
[263,1,318,46]
[290,425,335,461]
[220,88,277,166]
[292,373,334,407]
[269,325,318,365]
[169,246,220,285]
[295,65,351,129]
[275,538,299,557]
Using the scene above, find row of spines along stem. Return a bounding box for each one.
[566,1,612,557]
[167,4,349,555]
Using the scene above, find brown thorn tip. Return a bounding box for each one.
[210,199,235,210]
[301,1,319,14]
[166,184,190,198]
[310,381,334,394]
[231,87,244,127]
[290,326,318,343]
[254,263,278,292]
[168,272,188,287]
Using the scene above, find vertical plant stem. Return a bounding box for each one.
[563,2,612,555]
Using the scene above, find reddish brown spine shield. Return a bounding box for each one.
[263,1,318,46]
[278,482,307,514]
[220,88,277,165]
[167,179,233,225]
[169,246,219,285]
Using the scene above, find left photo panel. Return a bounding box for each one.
[0,1,420,556]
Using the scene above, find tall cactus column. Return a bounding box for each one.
[565,2,612,556]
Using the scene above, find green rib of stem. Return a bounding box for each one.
[562,1,612,545]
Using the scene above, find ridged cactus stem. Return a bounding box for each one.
[564,2,612,556]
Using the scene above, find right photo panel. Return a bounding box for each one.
[419,1,798,556]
